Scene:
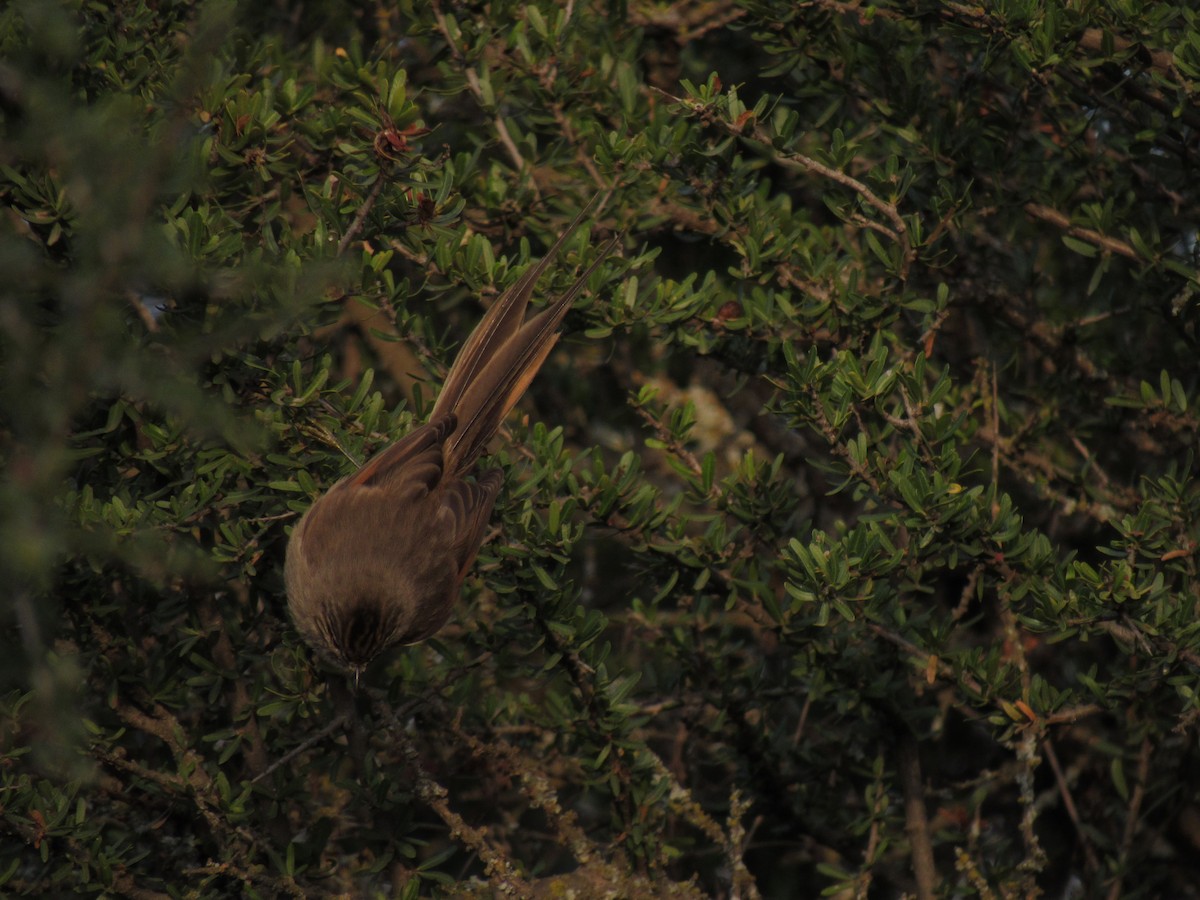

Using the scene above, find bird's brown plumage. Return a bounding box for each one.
[285,201,618,678]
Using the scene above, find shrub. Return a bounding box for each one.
[2,1,1198,896]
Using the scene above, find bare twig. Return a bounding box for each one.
[651,86,914,277]
[250,710,350,785]
[898,733,938,899]
[432,3,533,191]
[337,175,387,256]
[1023,202,1141,262]
[1042,737,1102,875]
[390,722,534,894]
[1105,737,1154,900]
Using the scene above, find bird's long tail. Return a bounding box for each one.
[434,196,620,474]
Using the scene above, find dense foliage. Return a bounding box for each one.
[2,1,1199,896]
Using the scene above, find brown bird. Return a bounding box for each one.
[285,202,619,680]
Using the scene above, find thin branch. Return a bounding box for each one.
[1042,737,1102,875]
[432,3,533,190]
[249,711,350,785]
[1105,737,1153,900]
[897,733,938,899]
[337,175,387,256]
[389,722,534,894]
[652,86,914,277]
[1023,202,1140,263]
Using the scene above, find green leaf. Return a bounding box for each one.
[1111,756,1128,801]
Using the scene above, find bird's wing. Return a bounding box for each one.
[293,417,455,567]
[439,468,505,584]
[341,414,457,494]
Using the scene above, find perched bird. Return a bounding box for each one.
[285,202,619,680]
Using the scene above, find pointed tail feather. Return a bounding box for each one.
[434,193,608,421]
[445,233,621,474]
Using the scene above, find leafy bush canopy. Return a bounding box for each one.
[2,0,1199,896]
